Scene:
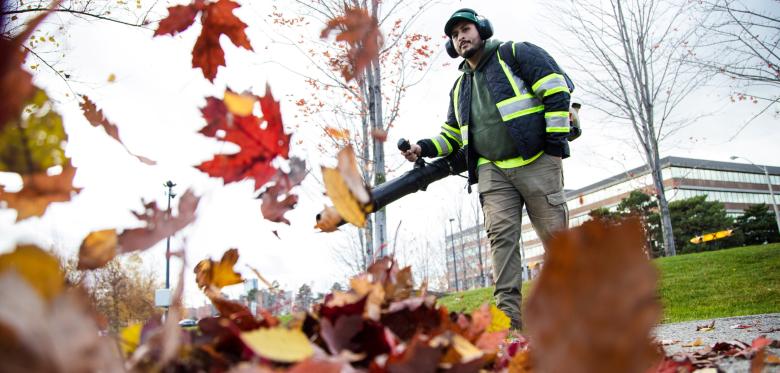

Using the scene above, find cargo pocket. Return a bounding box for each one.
[545,190,569,226]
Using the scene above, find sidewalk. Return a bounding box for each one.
[654,313,780,372]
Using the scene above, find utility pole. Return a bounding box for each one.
[164,180,176,289]
[448,218,459,292]
[731,156,780,237]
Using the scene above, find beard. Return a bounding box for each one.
[460,40,483,59]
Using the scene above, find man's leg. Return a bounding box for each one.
[510,154,568,244]
[477,163,525,329]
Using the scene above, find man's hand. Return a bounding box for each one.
[402,143,422,162]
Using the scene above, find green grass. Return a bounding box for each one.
[438,244,780,324]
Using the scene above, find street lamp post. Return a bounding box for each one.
[448,218,460,292]
[730,156,780,236]
[164,180,177,289]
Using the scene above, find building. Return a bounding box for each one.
[444,224,493,292]
[445,156,779,290]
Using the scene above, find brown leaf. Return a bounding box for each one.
[315,205,342,232]
[0,0,63,129]
[117,189,200,253]
[321,145,371,228]
[193,0,253,81]
[154,1,202,36]
[80,96,155,165]
[194,248,244,290]
[0,245,63,301]
[524,218,662,373]
[371,128,388,142]
[0,160,81,221]
[258,157,306,224]
[320,6,383,82]
[78,229,118,270]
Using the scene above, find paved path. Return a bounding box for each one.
[654,313,780,372]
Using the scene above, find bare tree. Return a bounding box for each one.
[692,0,780,137]
[272,0,437,263]
[555,0,710,256]
[330,227,368,275]
[469,193,486,288]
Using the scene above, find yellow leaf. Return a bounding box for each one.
[683,338,704,347]
[314,205,342,232]
[224,90,256,116]
[194,248,244,290]
[325,127,350,140]
[107,73,116,82]
[240,327,314,363]
[321,146,371,228]
[452,334,483,363]
[487,304,511,332]
[0,245,63,300]
[119,322,142,357]
[78,229,118,270]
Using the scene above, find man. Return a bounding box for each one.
[402,8,572,330]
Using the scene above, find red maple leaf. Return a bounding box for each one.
[197,86,291,191]
[321,6,383,82]
[154,0,252,81]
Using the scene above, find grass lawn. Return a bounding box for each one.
[438,243,780,323]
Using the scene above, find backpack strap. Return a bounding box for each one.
[498,41,575,93]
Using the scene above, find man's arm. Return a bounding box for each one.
[408,81,463,160]
[514,42,571,158]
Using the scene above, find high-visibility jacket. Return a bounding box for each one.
[418,40,572,184]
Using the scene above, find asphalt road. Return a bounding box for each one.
[654,313,780,372]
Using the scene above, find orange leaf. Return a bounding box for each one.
[524,218,661,373]
[320,7,383,82]
[0,160,81,221]
[194,248,244,290]
[321,146,371,228]
[78,229,118,270]
[325,127,350,141]
[314,205,342,232]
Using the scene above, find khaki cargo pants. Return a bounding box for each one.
[477,154,569,329]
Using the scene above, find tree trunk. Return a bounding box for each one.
[369,52,387,257]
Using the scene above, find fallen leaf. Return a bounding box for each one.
[0,161,79,221]
[119,322,143,357]
[117,189,200,253]
[0,245,63,301]
[385,335,442,372]
[730,324,752,329]
[198,86,290,190]
[766,353,780,364]
[320,6,383,82]
[683,338,705,347]
[660,339,680,346]
[696,320,715,332]
[80,96,155,165]
[507,348,532,373]
[155,0,252,81]
[194,248,244,290]
[524,218,662,373]
[487,304,511,333]
[240,327,314,363]
[78,229,118,270]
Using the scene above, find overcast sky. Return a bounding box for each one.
[0,0,777,306]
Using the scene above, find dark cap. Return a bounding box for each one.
[444,8,479,37]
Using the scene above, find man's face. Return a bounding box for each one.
[450,20,483,59]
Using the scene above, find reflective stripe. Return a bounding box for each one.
[477,151,544,168]
[496,50,520,96]
[441,123,462,146]
[442,123,461,135]
[461,125,469,145]
[497,94,543,121]
[442,130,461,146]
[453,75,464,126]
[432,135,452,155]
[532,73,568,98]
[544,112,570,132]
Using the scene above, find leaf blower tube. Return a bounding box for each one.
[316,139,466,228]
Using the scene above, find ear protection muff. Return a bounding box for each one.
[444,9,494,59]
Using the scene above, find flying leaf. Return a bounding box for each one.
[194,248,243,290]
[325,127,350,141]
[117,189,200,254]
[315,205,342,232]
[80,96,155,165]
[320,6,383,82]
[78,229,118,270]
[258,157,307,224]
[0,0,62,129]
[0,89,67,174]
[240,327,314,363]
[0,245,63,301]
[0,160,80,221]
[524,218,662,373]
[321,145,371,227]
[224,89,256,116]
[155,0,252,81]
[197,86,291,190]
[119,322,143,357]
[371,128,388,142]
